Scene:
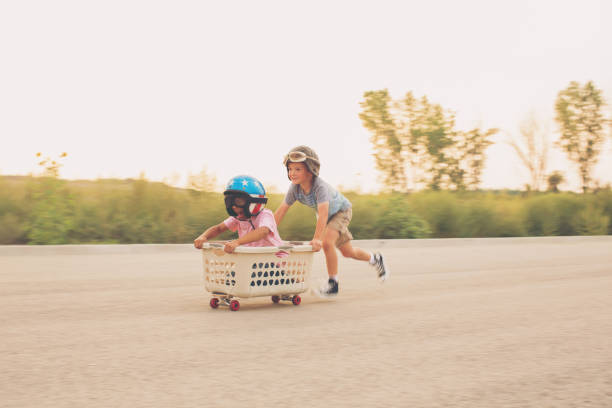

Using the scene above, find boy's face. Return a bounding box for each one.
[228,195,249,220]
[232,206,248,220]
[287,162,312,185]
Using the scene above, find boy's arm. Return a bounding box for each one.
[224,227,270,253]
[274,201,291,226]
[310,202,329,251]
[194,222,229,248]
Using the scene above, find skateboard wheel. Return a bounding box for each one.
[271,295,280,303]
[292,295,301,306]
[229,300,240,311]
[210,298,219,309]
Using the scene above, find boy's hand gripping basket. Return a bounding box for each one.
[201,242,314,311]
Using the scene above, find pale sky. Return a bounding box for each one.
[1,0,611,193]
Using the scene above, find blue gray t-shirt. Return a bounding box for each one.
[284,177,351,221]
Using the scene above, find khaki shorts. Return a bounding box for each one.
[327,207,353,248]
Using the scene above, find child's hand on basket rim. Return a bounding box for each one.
[310,238,322,252]
[194,234,208,249]
[224,240,240,253]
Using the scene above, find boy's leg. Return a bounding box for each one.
[338,241,371,262]
[312,227,341,298]
[339,241,390,282]
[322,227,340,278]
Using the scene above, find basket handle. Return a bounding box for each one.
[276,245,293,251]
[206,242,225,248]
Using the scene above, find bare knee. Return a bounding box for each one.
[339,246,355,258]
[322,238,335,252]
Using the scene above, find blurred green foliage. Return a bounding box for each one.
[554,81,607,193]
[0,176,610,245]
[359,89,498,191]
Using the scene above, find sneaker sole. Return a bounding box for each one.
[378,254,390,282]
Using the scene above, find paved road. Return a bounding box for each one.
[2,237,612,408]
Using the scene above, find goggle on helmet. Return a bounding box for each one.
[223,175,268,218]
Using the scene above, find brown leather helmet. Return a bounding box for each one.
[283,145,320,178]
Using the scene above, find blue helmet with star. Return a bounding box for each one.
[223,175,268,218]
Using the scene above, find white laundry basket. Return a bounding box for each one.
[201,242,314,311]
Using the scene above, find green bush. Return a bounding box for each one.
[375,194,430,238]
[593,190,612,234]
[487,198,527,237]
[0,213,24,244]
[574,205,609,235]
[0,178,28,244]
[26,178,75,244]
[523,195,560,236]
[522,193,610,236]
[410,191,462,238]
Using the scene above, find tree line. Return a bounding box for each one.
[1,175,611,245]
[360,81,611,193]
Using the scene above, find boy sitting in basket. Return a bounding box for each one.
[194,175,283,253]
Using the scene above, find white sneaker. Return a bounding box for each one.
[373,252,389,282]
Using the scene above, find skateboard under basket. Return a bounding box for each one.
[201,242,314,311]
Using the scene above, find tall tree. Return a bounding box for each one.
[509,113,549,191]
[359,90,407,191]
[403,94,457,190]
[554,81,606,193]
